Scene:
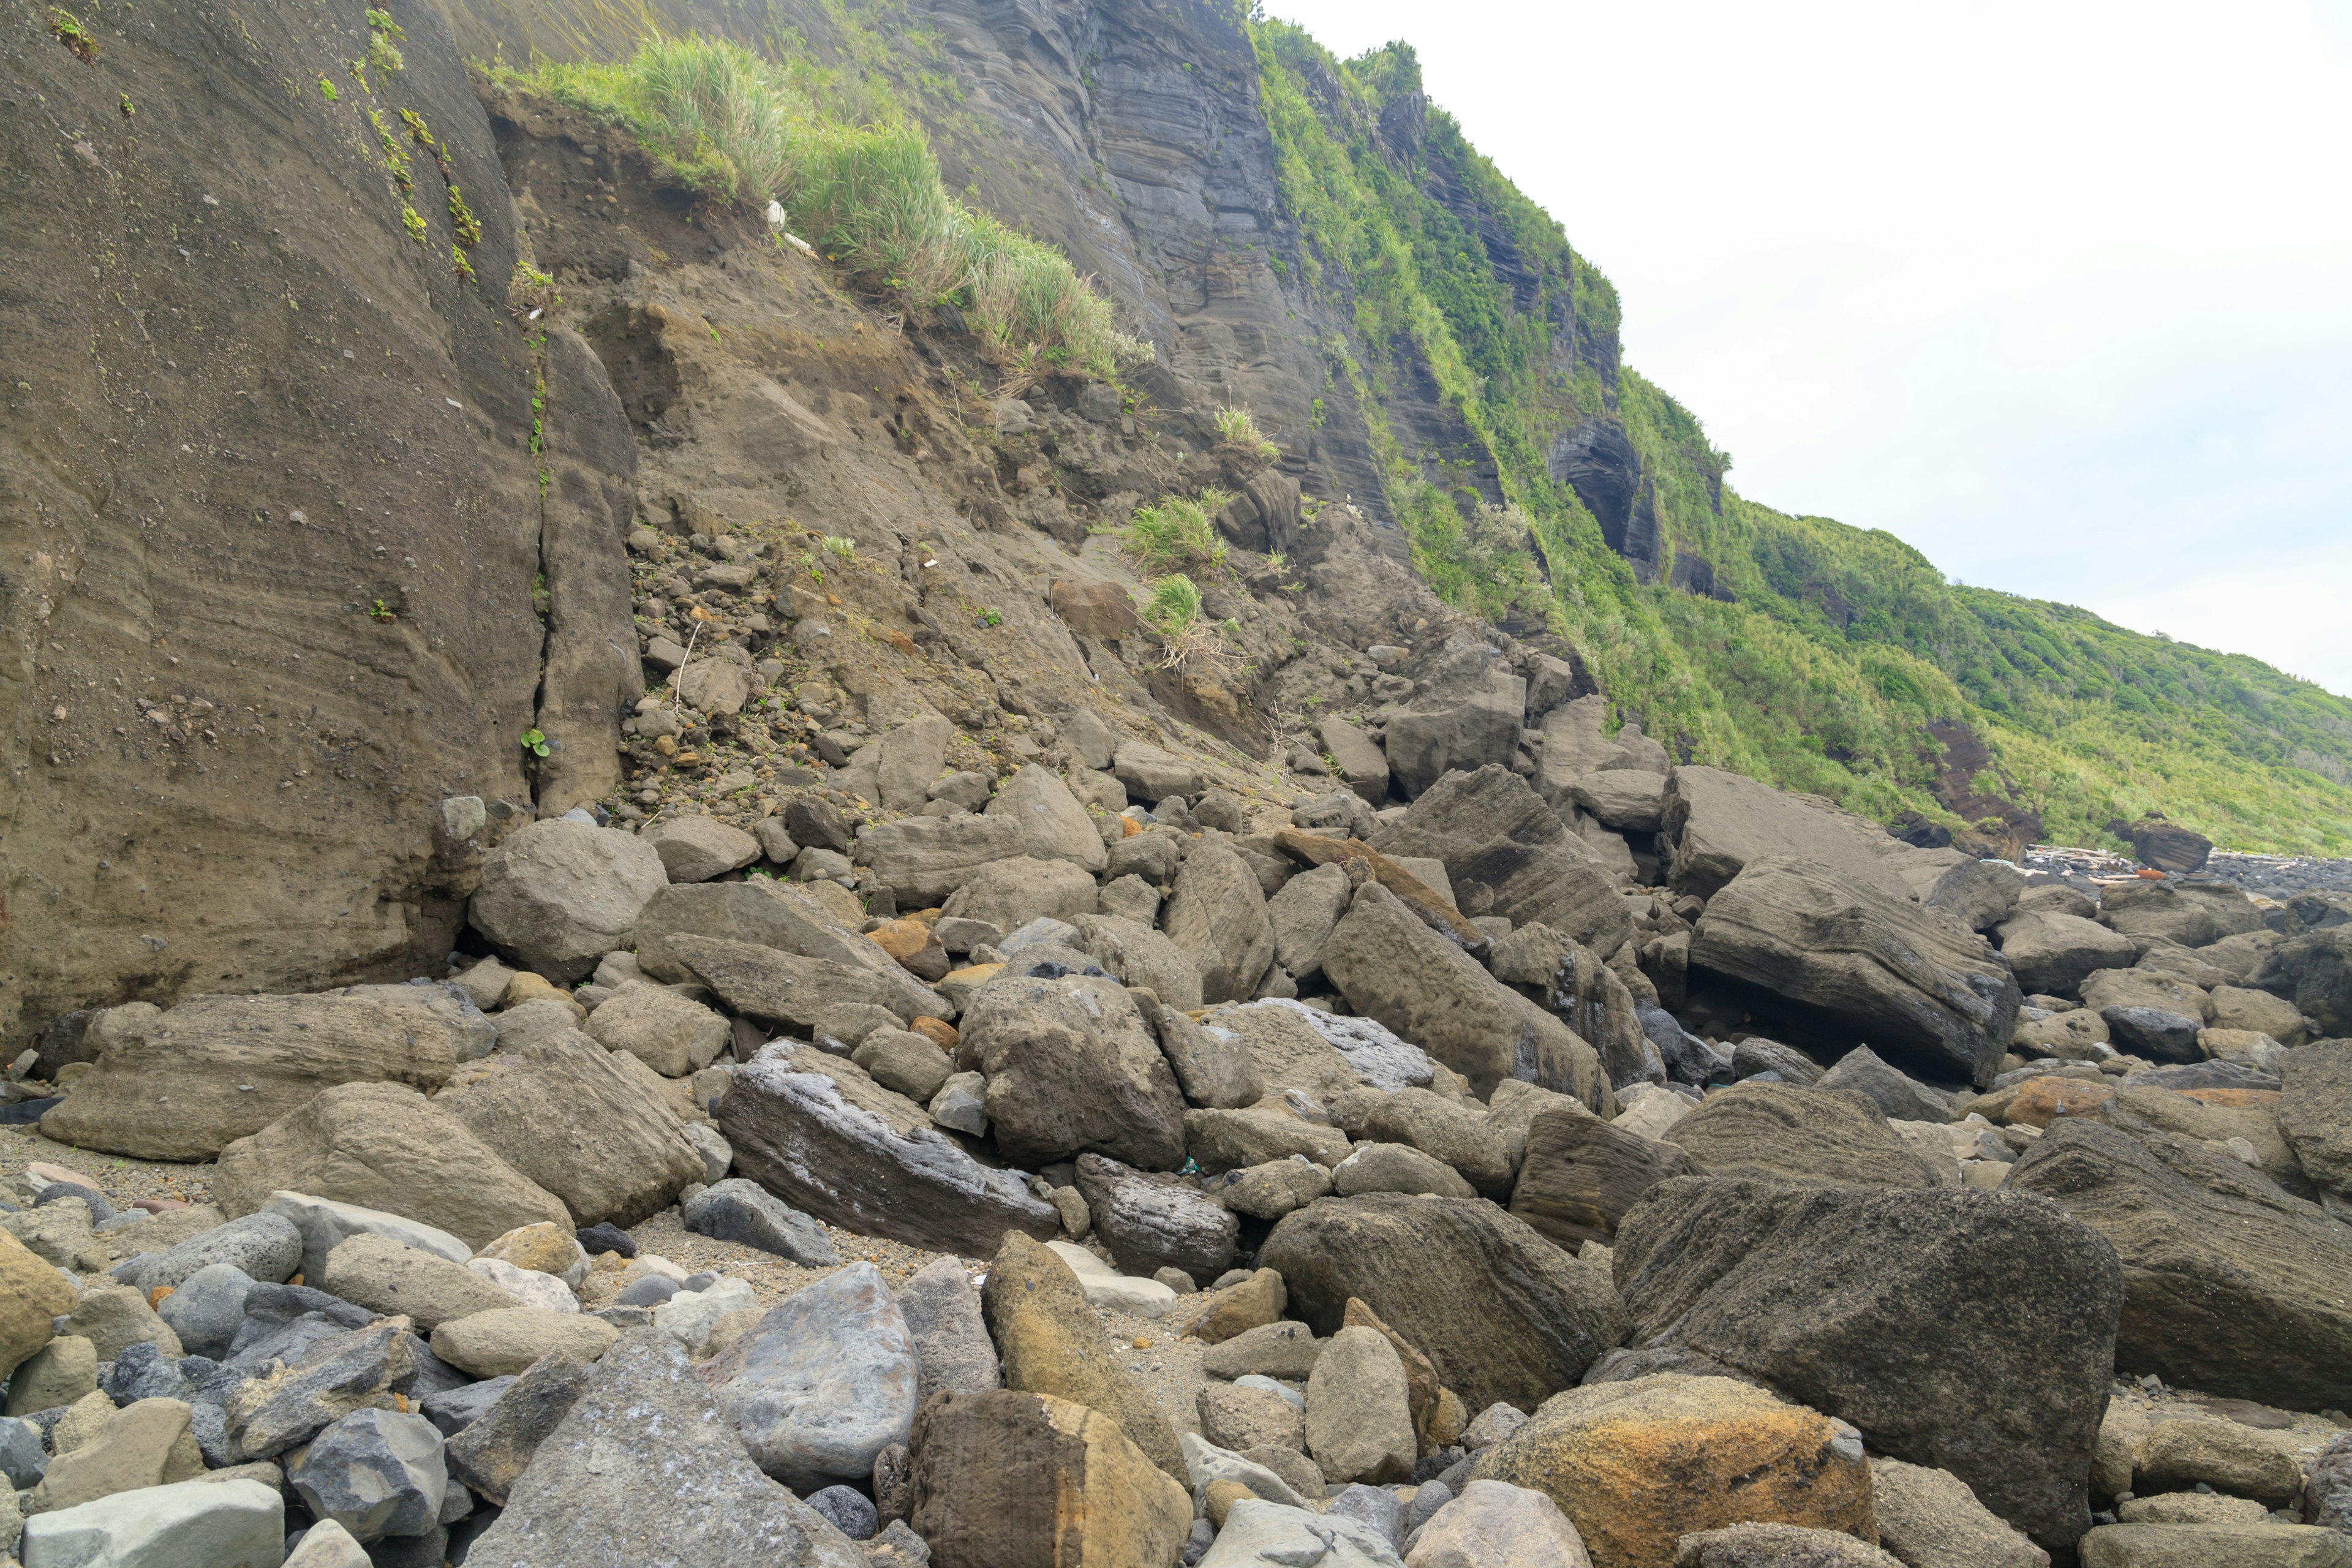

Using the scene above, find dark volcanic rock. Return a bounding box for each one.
[1613,1175,2121,1553]
[1373,766,1634,952]
[1510,1107,1703,1248]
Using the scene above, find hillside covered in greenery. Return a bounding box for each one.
[1248,23,2352,856]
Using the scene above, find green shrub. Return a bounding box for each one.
[1142,574,1242,682]
[504,37,1147,377]
[1213,404,1279,461]
[1122,494,1227,576]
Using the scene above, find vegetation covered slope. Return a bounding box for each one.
[1249,23,2352,855]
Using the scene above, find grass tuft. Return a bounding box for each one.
[1213,404,1280,462]
[1121,494,1228,576]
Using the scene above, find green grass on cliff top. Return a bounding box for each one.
[1246,21,2352,856]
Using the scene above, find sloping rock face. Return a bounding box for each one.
[1663,767,1912,900]
[1373,766,1632,952]
[0,1,636,1049]
[1689,857,2020,1087]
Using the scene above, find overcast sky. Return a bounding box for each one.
[1264,0,2352,698]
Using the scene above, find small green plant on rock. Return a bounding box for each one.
[1212,404,1279,461]
[47,9,97,64]
[1142,573,1242,682]
[821,535,858,560]
[368,598,396,623]
[519,728,551,758]
[318,76,340,102]
[364,8,405,74]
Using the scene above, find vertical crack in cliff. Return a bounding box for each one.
[524,323,555,812]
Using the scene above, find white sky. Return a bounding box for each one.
[1264,0,2352,698]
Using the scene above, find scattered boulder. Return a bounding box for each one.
[42,992,463,1161]
[1306,1325,1416,1484]
[1672,1523,1902,1568]
[467,819,670,981]
[1075,1153,1238,1283]
[940,856,1100,932]
[1613,1175,2124,1550]
[1204,1155,1335,1218]
[1185,1106,1352,1172]
[1262,1195,1628,1414]
[213,1083,573,1250]
[1113,737,1200,802]
[430,1308,619,1379]
[853,1027,956,1103]
[680,1178,840,1265]
[2098,879,2261,949]
[1069,913,1205,1011]
[856,815,1030,908]
[462,1329,863,1567]
[718,1046,1060,1256]
[984,764,1110,872]
[2253,927,2352,1038]
[1332,1086,1515,1195]
[318,1234,522,1332]
[1320,717,1392,807]
[443,1349,590,1505]
[119,1210,304,1293]
[960,973,1188,1171]
[2076,1523,2351,1567]
[1662,1084,1943,1188]
[641,815,762,882]
[1148,1001,1264,1110]
[1382,644,1526,799]
[0,1230,73,1384]
[1690,857,2020,1088]
[286,1406,446,1544]
[1493,924,1659,1093]
[17,1477,284,1568]
[908,1388,1192,1568]
[586,982,731,1077]
[1471,1374,1874,1568]
[2280,1040,2352,1212]
[1661,766,1910,900]
[1373,766,1633,950]
[1994,910,2140,998]
[1333,1140,1476,1199]
[629,878,892,983]
[1201,1498,1400,1567]
[674,933,947,1029]
[1868,1455,2051,1568]
[1511,1109,1703,1249]
[1163,841,1279,1004]
[260,1191,475,1284]
[227,1318,415,1458]
[706,1261,919,1492]
[1199,1382,1305,1453]
[895,1257,1001,1406]
[980,1232,1185,1478]
[1815,1046,1951,1125]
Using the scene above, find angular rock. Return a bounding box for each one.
[24,1395,199,1514]
[1494,924,1659,1093]
[1471,1373,1873,1568]
[1316,717,1392,807]
[1185,1106,1353,1173]
[1074,1153,1238,1283]
[435,1028,703,1229]
[284,1518,373,1567]
[940,856,1099,932]
[2207,985,2308,1045]
[1069,913,1205,1011]
[853,1028,956,1103]
[962,973,1188,1171]
[979,1232,1185,1478]
[2076,1523,2351,1567]
[1325,882,1608,1106]
[586,982,731,1077]
[1332,1085,1515,1196]
[1333,1141,1475,1198]
[468,819,670,982]
[909,1387,1193,1568]
[2280,1040,2352,1212]
[0,1230,71,1385]
[1205,1156,1334,1219]
[1662,766,1912,900]
[1571,771,1668,834]
[470,1255,576,1313]
[983,764,1109,872]
[1868,1455,2051,1568]
[1406,1478,1595,1568]
[1816,1046,1951,1125]
[1162,841,1278,1005]
[1112,738,1199,802]
[227,1318,414,1459]
[17,1477,284,1568]
[1199,1382,1305,1452]
[1374,767,1633,950]
[287,1406,445,1544]
[154,1263,254,1360]
[1383,644,1527,799]
[42,991,464,1161]
[2252,927,2352,1037]
[1306,1324,1416,1484]
[2005,1118,2352,1409]
[706,1261,918,1492]
[2136,1417,2306,1504]
[1202,1498,1398,1567]
[2098,880,2264,949]
[1511,1109,1704,1249]
[1262,1196,1627,1414]
[213,1084,572,1250]
[1662,1084,1942,1188]
[259,1191,475,1286]
[318,1234,521,1333]
[895,1257,1000,1407]
[856,815,1029,908]
[429,1308,618,1380]
[1673,1523,1902,1567]
[674,933,948,1030]
[630,878,892,984]
[1692,858,2021,1088]
[680,1178,840,1265]
[1613,1175,2122,1550]
[462,1329,863,1566]
[1267,861,1352,986]
[718,1044,1060,1256]
[642,815,763,883]
[1149,1001,1264,1110]
[1996,909,2141,998]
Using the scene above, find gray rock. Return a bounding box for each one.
[1509,1107,1702,1250]
[443,1350,590,1506]
[227,1318,414,1459]
[419,1376,514,1438]
[1373,766,1633,951]
[1325,1483,1408,1551]
[671,933,947,1031]
[1332,1141,1475,1199]
[2102,1005,2204,1061]
[1305,1325,1416,1483]
[260,1192,475,1285]
[1927,859,2028,933]
[629,879,890,984]
[1673,1523,1904,1567]
[866,715,952,813]
[1817,1045,1953,1124]
[1662,764,1916,900]
[1147,1001,1264,1110]
[984,764,1110,872]
[1261,998,1439,1093]
[805,1484,880,1542]
[98,1340,195,1405]
[894,1257,1000,1407]
[642,815,763,883]
[856,815,1028,908]
[17,1476,285,1567]
[1493,922,1660,1091]
[1267,861,1352,985]
[1112,738,1199,802]
[962,973,1188,1171]
[754,818,801,864]
[1664,1082,1943,1188]
[319,1233,523,1332]
[464,1328,865,1566]
[680,1178,840,1266]
[940,856,1100,933]
[927,1071,989,1135]
[1869,1455,2052,1568]
[852,1028,956,1104]
[1730,1037,1822,1086]
[468,820,671,982]
[1070,913,1205,1011]
[1331,1084,1514,1195]
[1319,717,1390,807]
[1569,769,1669,832]
[287,1406,447,1543]
[1065,708,1120,771]
[121,1211,303,1294]
[1106,827,1186,884]
[1075,1153,1239,1283]
[586,982,731,1077]
[1163,842,1279,1005]
[154,1264,254,1360]
[707,1261,919,1492]
[717,1045,1060,1256]
[1382,642,1526,799]
[0,1412,47,1487]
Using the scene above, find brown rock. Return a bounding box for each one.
[1183,1268,1286,1344]
[2005,1076,2119,1129]
[1049,579,1140,639]
[869,919,951,984]
[979,1232,1185,1479]
[1512,1107,1705,1248]
[910,1016,959,1050]
[0,1229,72,1383]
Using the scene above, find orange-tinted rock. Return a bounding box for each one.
[2007,1076,2117,1128]
[910,1016,960,1050]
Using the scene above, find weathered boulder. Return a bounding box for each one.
[1662,1084,1942,1188]
[1613,1175,2120,1550]
[435,1028,704,1229]
[1205,1155,1336,1218]
[2098,880,2262,949]
[718,1045,1060,1256]
[1185,1106,1352,1172]
[2280,1040,2352,1212]
[1163,841,1278,1004]
[1331,1087,1515,1196]
[443,1349,589,1506]
[1690,857,2021,1088]
[42,992,462,1161]
[980,1232,1184,1478]
[908,1389,1193,1568]
[1662,766,1913,900]
[586,981,731,1077]
[1320,717,1392,807]
[1992,909,2138,1000]
[1262,1196,1627,1414]
[856,815,1028,908]
[1406,1479,1596,1568]
[984,764,1109,872]
[214,1083,571,1249]
[671,933,948,1028]
[1374,767,1634,951]
[1571,770,1668,834]
[896,1256,1001,1407]
[681,1178,840,1265]
[1512,1109,1704,1250]
[1815,1046,1951,1124]
[641,815,762,883]
[705,1261,918,1493]
[1868,1455,2051,1568]
[851,1028,956,1105]
[1471,1374,1875,1568]
[117,1210,303,1293]
[1203,1498,1400,1568]
[1148,1001,1264,1109]
[940,856,1100,932]
[285,1406,445,1544]
[18,1477,285,1568]
[1306,1325,1416,1484]
[2253,927,2352,1038]
[1925,859,2027,934]
[2004,1118,2352,1409]
[1333,1140,1475,1198]
[1074,1153,1238,1282]
[1267,861,1352,985]
[2207,984,2309,1045]
[1112,737,1200,802]
[1061,914,1200,1011]
[1493,923,1660,1091]
[463,1329,863,1566]
[629,878,884,983]
[1325,882,1608,1106]
[0,1231,72,1385]
[469,820,670,981]
[960,973,1187,1171]
[1383,642,1528,799]
[318,1234,521,1332]
[1673,1524,1903,1567]
[2078,1523,2351,1567]
[431,1308,619,1379]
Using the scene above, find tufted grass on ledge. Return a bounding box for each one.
[499,36,1148,379]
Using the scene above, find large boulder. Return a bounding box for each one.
[869,714,954,812]
[717,1045,1060,1256]
[1469,1374,1874,1568]
[435,1029,703,1229]
[468,820,671,982]
[213,1083,572,1248]
[1261,1195,1627,1414]
[1491,923,1658,1091]
[1148,1001,1263,1109]
[641,815,762,883]
[2280,1041,2352,1213]
[1373,767,1634,951]
[1319,716,1391,807]
[1324,882,1608,1106]
[1570,770,1669,834]
[706,1261,919,1492]
[1924,859,2027,933]
[979,1232,1184,1478]
[670,933,947,1028]
[1613,1175,2121,1551]
[855,815,1027,908]
[1662,766,1913,900]
[2252,927,2352,1038]
[2003,1118,2352,1410]
[0,1231,72,1384]
[939,856,1100,932]
[1068,914,1205,1011]
[1689,857,2021,1088]
[1661,1083,1942,1188]
[40,992,462,1161]
[1995,910,2139,998]
[895,1257,1001,1406]
[1162,841,1278,1004]
[1330,1087,1515,1196]
[585,982,729,1077]
[959,973,1187,1171]
[1112,737,1199,802]
[1511,1109,1703,1249]
[317,1233,522,1332]
[1868,1456,2051,1568]
[1267,861,1352,985]
[984,764,1110,872]
[1814,1046,1951,1125]
[908,1389,1192,1568]
[2097,880,2262,949]
[462,1329,864,1567]
[629,878,891,984]
[1383,641,1527,799]
[1074,1153,1238,1283]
